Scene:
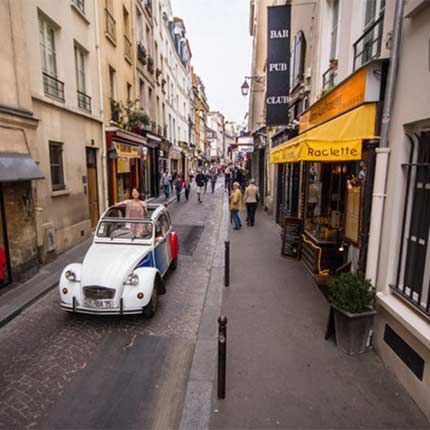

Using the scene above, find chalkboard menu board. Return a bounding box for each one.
[281,217,303,258]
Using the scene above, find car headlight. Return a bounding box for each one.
[65,270,77,282]
[125,273,139,286]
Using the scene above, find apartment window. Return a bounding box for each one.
[71,0,85,14]
[127,83,132,103]
[136,8,143,41]
[139,79,145,108]
[148,87,153,117]
[105,0,116,42]
[123,6,130,35]
[39,15,64,101]
[49,142,65,191]
[109,65,116,100]
[173,118,176,144]
[75,45,91,112]
[329,0,339,61]
[290,31,306,90]
[353,0,385,70]
[395,131,430,317]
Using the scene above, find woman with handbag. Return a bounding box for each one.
[243,179,259,227]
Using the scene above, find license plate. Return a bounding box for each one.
[84,298,113,309]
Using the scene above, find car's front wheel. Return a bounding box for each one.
[143,287,158,319]
[170,257,178,270]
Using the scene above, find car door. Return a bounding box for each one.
[153,215,170,275]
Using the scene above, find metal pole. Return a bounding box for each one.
[224,240,230,287]
[366,0,405,284]
[217,316,227,399]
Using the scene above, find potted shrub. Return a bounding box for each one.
[328,272,376,355]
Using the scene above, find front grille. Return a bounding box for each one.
[83,286,115,300]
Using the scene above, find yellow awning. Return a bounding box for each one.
[270,103,378,164]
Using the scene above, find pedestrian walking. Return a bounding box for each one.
[204,167,209,193]
[224,163,232,191]
[175,174,184,202]
[196,169,206,203]
[210,169,217,193]
[161,169,170,200]
[170,170,177,192]
[244,179,259,226]
[184,178,191,201]
[230,182,243,230]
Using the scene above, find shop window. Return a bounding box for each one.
[49,142,65,191]
[395,131,430,316]
[304,161,366,243]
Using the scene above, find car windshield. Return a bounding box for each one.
[96,220,153,241]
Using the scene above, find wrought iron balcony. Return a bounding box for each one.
[43,72,65,102]
[353,14,384,71]
[137,41,147,64]
[124,34,132,62]
[104,8,116,42]
[77,90,91,113]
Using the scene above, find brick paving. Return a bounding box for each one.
[0,183,225,429]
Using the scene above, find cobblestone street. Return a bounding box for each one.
[0,185,226,430]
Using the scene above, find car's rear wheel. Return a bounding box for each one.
[143,287,158,319]
[170,257,178,270]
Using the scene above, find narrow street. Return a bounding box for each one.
[0,185,225,430]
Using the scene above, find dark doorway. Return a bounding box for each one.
[0,185,11,286]
[86,148,100,228]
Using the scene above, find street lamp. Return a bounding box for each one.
[241,80,250,97]
[241,76,264,97]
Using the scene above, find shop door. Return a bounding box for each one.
[86,148,100,228]
[0,185,11,286]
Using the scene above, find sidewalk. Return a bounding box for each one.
[208,209,429,429]
[0,237,92,328]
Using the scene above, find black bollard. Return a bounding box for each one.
[217,316,227,399]
[224,240,230,287]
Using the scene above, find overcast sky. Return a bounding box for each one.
[170,0,252,124]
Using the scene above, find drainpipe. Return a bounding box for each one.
[365,0,405,285]
[94,0,109,210]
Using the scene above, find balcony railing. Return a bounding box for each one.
[147,56,154,74]
[322,66,336,90]
[137,41,147,64]
[43,72,65,101]
[104,8,116,42]
[124,34,132,62]
[353,14,384,71]
[77,90,91,113]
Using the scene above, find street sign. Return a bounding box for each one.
[267,5,291,126]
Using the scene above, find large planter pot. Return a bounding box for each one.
[332,305,376,355]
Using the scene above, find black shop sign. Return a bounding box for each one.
[266,5,291,126]
[281,217,303,258]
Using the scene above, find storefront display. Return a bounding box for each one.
[106,130,148,205]
[270,61,385,277]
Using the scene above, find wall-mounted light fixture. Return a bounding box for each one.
[240,76,264,96]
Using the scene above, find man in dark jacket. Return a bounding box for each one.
[195,169,206,203]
